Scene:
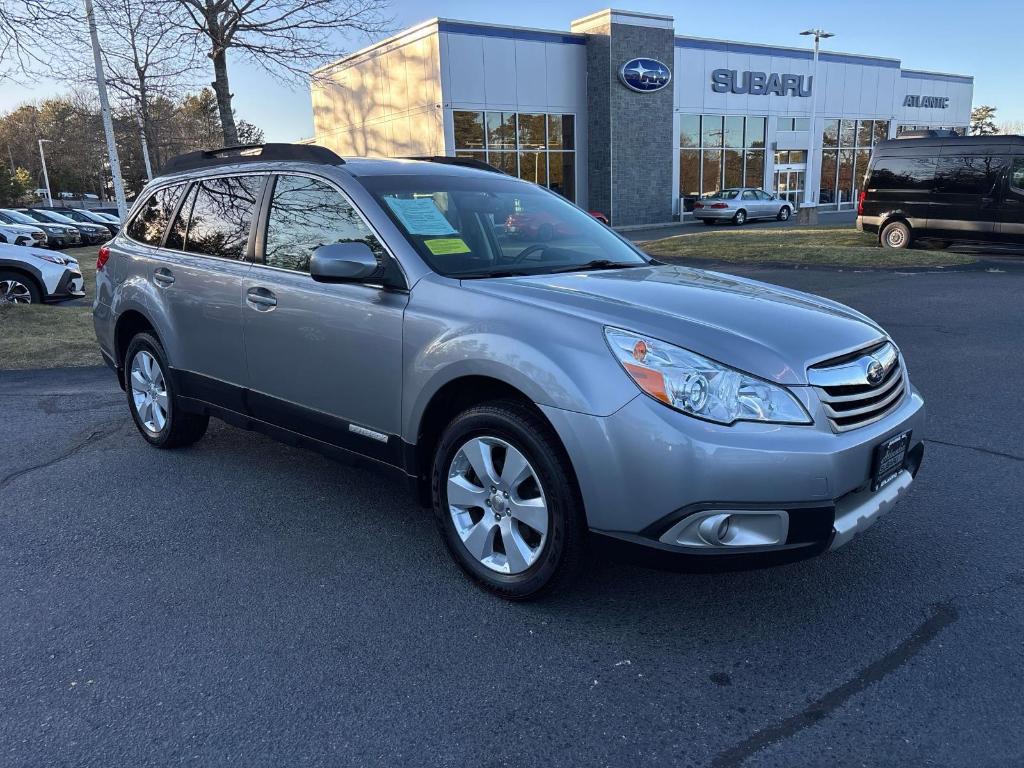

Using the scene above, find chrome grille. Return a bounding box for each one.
[808,342,906,432]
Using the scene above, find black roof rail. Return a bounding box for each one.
[404,155,506,174]
[163,143,344,175]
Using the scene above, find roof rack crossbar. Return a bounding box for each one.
[163,143,344,175]
[404,155,506,174]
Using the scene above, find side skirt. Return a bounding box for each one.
[170,368,418,490]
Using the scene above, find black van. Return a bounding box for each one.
[857,131,1024,249]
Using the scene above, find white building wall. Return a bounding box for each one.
[310,22,445,157]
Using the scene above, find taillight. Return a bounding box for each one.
[857,189,866,216]
[96,245,110,271]
[710,202,729,209]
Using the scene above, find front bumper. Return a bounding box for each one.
[48,269,86,300]
[541,384,925,571]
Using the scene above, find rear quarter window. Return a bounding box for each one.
[868,156,937,191]
[934,154,1004,194]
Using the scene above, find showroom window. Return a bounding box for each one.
[679,114,766,210]
[819,119,890,209]
[776,117,810,132]
[452,110,576,202]
[896,124,967,136]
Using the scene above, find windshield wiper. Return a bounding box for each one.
[547,259,645,274]
[457,270,531,279]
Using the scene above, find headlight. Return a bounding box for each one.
[43,225,62,233]
[32,251,69,265]
[604,327,811,425]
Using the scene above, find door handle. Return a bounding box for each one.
[153,268,175,286]
[246,287,277,310]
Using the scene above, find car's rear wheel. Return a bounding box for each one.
[702,219,716,226]
[777,206,791,221]
[733,209,747,225]
[0,270,40,304]
[125,332,209,448]
[880,220,912,249]
[432,401,585,599]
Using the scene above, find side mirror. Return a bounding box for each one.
[309,242,378,283]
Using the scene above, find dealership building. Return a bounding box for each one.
[309,8,974,226]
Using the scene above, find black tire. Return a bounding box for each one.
[0,269,42,304]
[777,206,791,221]
[733,209,747,225]
[431,400,586,600]
[124,332,208,449]
[702,219,716,226]
[880,220,912,249]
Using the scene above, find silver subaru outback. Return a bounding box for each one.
[93,144,924,599]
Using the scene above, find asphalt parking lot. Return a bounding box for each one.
[2,263,1023,767]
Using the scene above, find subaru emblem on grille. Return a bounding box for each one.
[866,359,885,385]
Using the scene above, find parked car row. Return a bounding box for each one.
[0,207,120,249]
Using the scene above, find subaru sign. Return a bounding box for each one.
[711,69,812,97]
[619,58,672,92]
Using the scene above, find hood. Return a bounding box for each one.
[466,265,886,385]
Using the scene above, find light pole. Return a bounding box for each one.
[84,0,128,219]
[799,28,834,214]
[38,138,53,206]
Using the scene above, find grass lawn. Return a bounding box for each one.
[641,227,978,268]
[0,245,103,370]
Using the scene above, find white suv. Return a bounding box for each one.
[0,242,85,303]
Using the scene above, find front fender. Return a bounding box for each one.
[402,277,638,441]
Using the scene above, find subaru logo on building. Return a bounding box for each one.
[619,58,672,92]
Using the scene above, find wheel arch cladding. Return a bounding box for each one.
[410,375,574,508]
[114,310,159,386]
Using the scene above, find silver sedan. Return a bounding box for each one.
[693,187,793,225]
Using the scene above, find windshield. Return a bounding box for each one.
[704,189,740,200]
[359,174,648,278]
[30,209,76,224]
[1,209,38,224]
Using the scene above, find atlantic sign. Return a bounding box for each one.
[711,69,812,97]
[619,58,672,93]
[903,95,950,109]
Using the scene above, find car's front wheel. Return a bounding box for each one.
[0,271,40,304]
[432,401,585,599]
[124,332,209,448]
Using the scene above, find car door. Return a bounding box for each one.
[740,189,761,218]
[929,150,1002,241]
[242,173,409,463]
[154,173,266,407]
[996,155,1024,243]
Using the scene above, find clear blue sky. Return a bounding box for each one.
[3,0,1020,140]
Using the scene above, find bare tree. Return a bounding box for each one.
[164,0,390,146]
[90,0,202,171]
[0,1,73,75]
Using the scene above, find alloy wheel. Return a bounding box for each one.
[0,279,32,304]
[446,436,548,574]
[130,350,169,434]
[735,211,746,225]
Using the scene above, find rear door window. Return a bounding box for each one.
[934,154,1003,195]
[869,156,937,190]
[180,175,266,260]
[1009,157,1024,192]
[125,184,185,245]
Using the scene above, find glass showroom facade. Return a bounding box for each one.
[453,111,577,202]
[679,114,766,207]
